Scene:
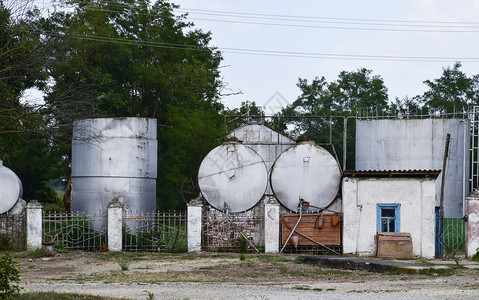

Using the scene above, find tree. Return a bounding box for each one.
[39,0,225,209]
[0,1,61,206]
[421,62,479,113]
[279,69,389,169]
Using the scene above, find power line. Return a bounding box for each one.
[34,29,479,63]
[79,5,479,33]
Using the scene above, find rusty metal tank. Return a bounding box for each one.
[72,118,157,212]
[198,141,268,212]
[0,160,23,214]
[270,140,341,211]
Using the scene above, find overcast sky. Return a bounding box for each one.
[172,0,479,114]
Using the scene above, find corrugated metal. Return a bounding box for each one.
[356,119,470,217]
[198,141,268,213]
[72,118,157,213]
[270,141,341,211]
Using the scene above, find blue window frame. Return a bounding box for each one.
[377,204,400,232]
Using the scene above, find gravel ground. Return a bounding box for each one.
[14,252,479,300]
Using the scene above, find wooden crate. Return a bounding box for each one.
[281,214,341,246]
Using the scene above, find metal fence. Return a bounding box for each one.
[43,211,107,251]
[0,213,26,251]
[436,206,466,258]
[202,209,264,252]
[122,211,187,252]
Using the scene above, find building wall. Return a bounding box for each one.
[355,119,470,217]
[342,177,436,258]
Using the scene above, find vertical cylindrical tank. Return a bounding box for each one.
[355,119,470,217]
[72,118,157,212]
[0,160,23,214]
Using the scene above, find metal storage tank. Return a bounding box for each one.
[198,141,268,212]
[270,140,342,211]
[231,123,295,194]
[72,118,157,212]
[355,119,470,217]
[0,160,23,214]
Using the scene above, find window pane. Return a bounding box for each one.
[389,219,395,232]
[382,219,388,232]
[381,208,395,217]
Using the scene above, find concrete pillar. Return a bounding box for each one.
[466,190,479,258]
[107,197,124,252]
[187,198,203,252]
[264,196,280,253]
[26,200,43,251]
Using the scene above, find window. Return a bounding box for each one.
[377,204,400,232]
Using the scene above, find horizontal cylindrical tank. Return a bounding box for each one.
[270,141,342,211]
[0,160,23,214]
[231,123,296,194]
[72,118,157,212]
[198,141,268,212]
[355,119,470,217]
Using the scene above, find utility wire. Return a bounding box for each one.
[79,5,479,33]
[34,29,479,62]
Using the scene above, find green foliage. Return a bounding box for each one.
[0,233,13,251]
[472,247,479,261]
[237,236,248,253]
[34,0,225,210]
[0,254,21,299]
[27,248,51,259]
[421,62,479,112]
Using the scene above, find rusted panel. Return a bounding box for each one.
[376,232,413,259]
[281,214,341,246]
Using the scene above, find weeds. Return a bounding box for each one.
[419,267,456,276]
[0,254,21,299]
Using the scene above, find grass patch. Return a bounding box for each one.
[257,255,293,263]
[382,270,400,275]
[448,264,466,269]
[16,292,127,299]
[419,267,456,276]
[89,270,226,283]
[293,256,306,264]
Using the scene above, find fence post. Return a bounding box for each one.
[26,200,43,251]
[108,198,124,252]
[187,198,203,252]
[264,196,280,253]
[465,190,479,258]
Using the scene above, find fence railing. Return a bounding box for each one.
[122,211,187,252]
[0,213,26,251]
[43,211,107,251]
[202,210,264,252]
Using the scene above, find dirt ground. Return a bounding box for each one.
[13,251,479,299]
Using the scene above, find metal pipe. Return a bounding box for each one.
[280,200,303,253]
[439,133,450,256]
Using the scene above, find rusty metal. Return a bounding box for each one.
[280,215,341,255]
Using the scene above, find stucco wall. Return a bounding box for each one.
[342,177,436,258]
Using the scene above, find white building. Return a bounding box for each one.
[342,170,440,258]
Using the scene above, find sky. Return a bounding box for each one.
[171,0,479,114]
